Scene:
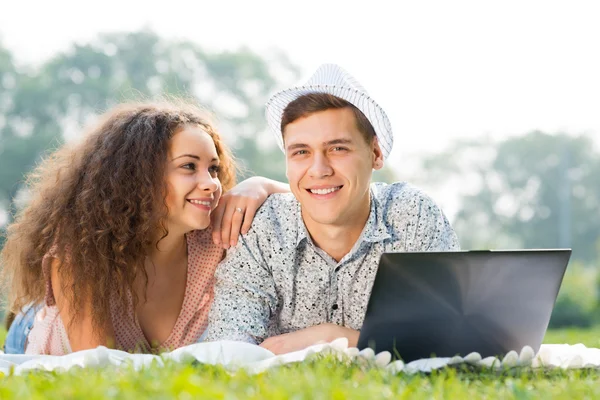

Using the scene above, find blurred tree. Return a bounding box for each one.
[549,262,597,328]
[415,132,600,263]
[0,40,27,213]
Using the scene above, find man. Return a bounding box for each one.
[205,64,460,354]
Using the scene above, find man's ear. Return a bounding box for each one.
[372,137,384,170]
[282,133,290,180]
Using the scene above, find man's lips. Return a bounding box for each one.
[305,185,343,195]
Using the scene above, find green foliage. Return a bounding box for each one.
[551,297,594,329]
[548,263,597,329]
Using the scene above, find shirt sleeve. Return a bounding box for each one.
[385,183,461,252]
[411,190,461,251]
[204,227,278,344]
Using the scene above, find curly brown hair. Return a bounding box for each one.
[0,100,236,335]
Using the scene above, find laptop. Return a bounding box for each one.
[357,249,571,362]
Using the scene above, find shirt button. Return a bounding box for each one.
[335,266,341,272]
[332,304,339,310]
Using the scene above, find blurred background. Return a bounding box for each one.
[1,0,599,328]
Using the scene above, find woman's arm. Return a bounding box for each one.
[50,258,116,352]
[211,177,289,249]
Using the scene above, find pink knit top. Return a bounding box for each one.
[25,229,224,355]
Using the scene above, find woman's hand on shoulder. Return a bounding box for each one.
[211,177,289,249]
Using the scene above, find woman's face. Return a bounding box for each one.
[164,124,222,233]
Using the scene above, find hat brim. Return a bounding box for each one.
[265,85,393,159]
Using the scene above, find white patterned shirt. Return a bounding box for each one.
[205,182,460,343]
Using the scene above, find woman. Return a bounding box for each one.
[1,100,287,355]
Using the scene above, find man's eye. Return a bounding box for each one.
[293,150,308,156]
[332,147,348,152]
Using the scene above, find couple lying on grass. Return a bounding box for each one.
[1,64,459,356]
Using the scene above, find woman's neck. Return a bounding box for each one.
[148,230,188,269]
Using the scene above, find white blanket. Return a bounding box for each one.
[2,339,600,376]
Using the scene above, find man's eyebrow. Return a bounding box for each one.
[286,143,309,152]
[324,138,353,146]
[286,138,354,152]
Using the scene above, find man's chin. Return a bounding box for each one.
[299,198,348,224]
[303,210,344,226]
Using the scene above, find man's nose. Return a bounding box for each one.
[308,153,333,178]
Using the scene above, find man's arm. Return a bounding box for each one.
[204,230,278,344]
[259,323,360,355]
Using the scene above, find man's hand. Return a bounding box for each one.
[259,324,359,355]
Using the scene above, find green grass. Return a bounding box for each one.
[1,326,600,399]
[543,326,600,348]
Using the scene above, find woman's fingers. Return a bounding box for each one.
[227,206,245,247]
[212,193,261,248]
[211,199,227,246]
[241,200,258,235]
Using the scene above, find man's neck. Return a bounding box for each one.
[302,197,371,263]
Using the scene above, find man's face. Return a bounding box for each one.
[283,107,383,226]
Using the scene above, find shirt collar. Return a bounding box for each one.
[295,200,310,247]
[294,187,392,249]
[359,189,393,243]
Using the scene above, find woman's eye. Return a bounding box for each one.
[182,163,196,170]
[209,165,221,175]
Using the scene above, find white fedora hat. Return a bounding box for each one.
[265,63,394,159]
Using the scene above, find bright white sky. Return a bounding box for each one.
[1,0,600,219]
